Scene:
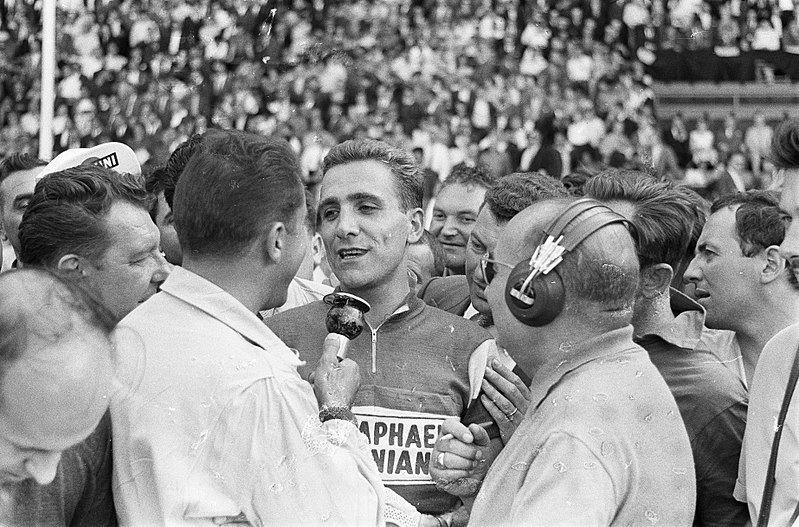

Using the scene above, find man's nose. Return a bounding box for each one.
[780,222,799,263]
[25,451,62,485]
[152,253,172,283]
[683,256,701,283]
[335,209,360,237]
[441,216,459,236]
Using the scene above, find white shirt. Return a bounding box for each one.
[470,327,696,526]
[261,277,333,318]
[111,267,385,526]
[736,323,799,526]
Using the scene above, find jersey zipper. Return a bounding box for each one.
[365,304,411,373]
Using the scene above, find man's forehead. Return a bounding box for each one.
[0,167,43,198]
[699,206,744,251]
[779,172,799,212]
[320,162,406,210]
[321,160,397,197]
[703,207,739,239]
[102,201,160,248]
[436,183,487,205]
[473,208,503,244]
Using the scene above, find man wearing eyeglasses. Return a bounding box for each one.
[419,173,569,444]
[420,172,569,331]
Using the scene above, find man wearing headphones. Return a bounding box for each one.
[430,198,696,525]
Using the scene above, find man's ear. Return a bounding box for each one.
[761,245,786,284]
[407,207,424,244]
[311,232,324,268]
[639,263,674,299]
[261,222,286,265]
[56,253,89,277]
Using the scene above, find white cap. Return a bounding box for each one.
[38,142,141,181]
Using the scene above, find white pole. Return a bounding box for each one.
[39,0,56,160]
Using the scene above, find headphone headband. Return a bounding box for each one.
[542,198,630,251]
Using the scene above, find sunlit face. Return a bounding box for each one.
[683,206,763,330]
[429,183,487,273]
[318,161,421,292]
[465,208,505,315]
[82,201,171,320]
[0,330,111,487]
[0,166,43,257]
[779,171,799,284]
[153,192,182,266]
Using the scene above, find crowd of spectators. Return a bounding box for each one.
[0,0,797,193]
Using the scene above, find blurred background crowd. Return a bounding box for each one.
[1,0,798,195]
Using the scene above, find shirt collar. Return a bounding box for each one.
[332,286,424,322]
[160,267,296,358]
[463,303,479,320]
[528,325,638,411]
[636,287,706,350]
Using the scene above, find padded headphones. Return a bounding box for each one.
[505,198,632,327]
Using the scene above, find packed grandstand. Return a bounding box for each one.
[1,0,798,197]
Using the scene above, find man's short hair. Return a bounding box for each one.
[441,163,496,192]
[412,230,446,277]
[672,185,709,262]
[771,118,799,169]
[173,130,305,257]
[561,168,594,197]
[0,154,47,197]
[522,198,639,309]
[322,139,423,210]
[18,165,151,267]
[0,154,47,179]
[584,170,703,270]
[711,190,787,257]
[145,134,206,221]
[0,268,115,390]
[144,167,170,222]
[162,134,205,209]
[484,172,569,223]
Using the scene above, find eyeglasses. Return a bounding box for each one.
[480,252,516,285]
